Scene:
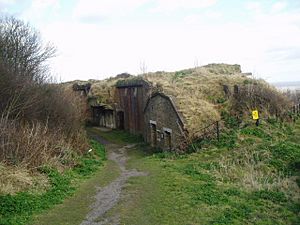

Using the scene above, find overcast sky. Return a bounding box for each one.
[1,0,300,82]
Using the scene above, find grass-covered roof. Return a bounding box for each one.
[66,64,291,138]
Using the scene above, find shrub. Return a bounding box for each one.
[0,16,88,169]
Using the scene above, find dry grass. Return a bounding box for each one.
[0,163,49,195]
[144,65,248,135]
[0,110,89,168]
[71,63,290,139]
[213,146,300,201]
[73,64,246,136]
[0,114,88,194]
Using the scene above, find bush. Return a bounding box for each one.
[0,140,105,225]
[231,80,292,119]
[0,16,88,169]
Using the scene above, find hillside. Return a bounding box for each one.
[33,118,300,225]
[72,63,292,139]
[92,115,300,224]
[2,63,298,224]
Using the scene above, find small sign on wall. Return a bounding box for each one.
[252,110,260,126]
[252,110,259,120]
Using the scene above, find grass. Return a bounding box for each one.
[77,63,291,142]
[5,120,299,225]
[79,63,287,140]
[31,159,120,225]
[86,127,143,145]
[102,120,300,224]
[0,165,49,195]
[0,140,106,225]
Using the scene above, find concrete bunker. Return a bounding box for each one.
[144,93,187,151]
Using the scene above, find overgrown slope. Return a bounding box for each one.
[110,118,300,224]
[74,63,291,140]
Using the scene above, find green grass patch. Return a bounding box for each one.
[21,120,300,225]
[109,144,299,225]
[0,140,106,225]
[240,126,272,140]
[105,120,300,224]
[87,127,143,145]
[32,159,120,225]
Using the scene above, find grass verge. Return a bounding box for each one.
[0,140,106,225]
[86,127,143,145]
[104,120,300,225]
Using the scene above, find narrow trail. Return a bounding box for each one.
[81,140,147,225]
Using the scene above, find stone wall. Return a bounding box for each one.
[144,93,186,151]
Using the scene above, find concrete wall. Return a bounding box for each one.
[91,107,116,129]
[99,110,116,129]
[144,93,186,151]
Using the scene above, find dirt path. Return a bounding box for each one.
[81,143,147,225]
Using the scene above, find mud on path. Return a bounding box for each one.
[81,142,147,225]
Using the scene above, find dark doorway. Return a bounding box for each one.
[150,123,157,147]
[91,106,103,125]
[117,111,125,129]
[164,131,172,150]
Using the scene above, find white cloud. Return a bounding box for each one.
[271,1,287,13]
[73,0,148,21]
[20,0,61,23]
[33,0,60,10]
[20,0,300,82]
[183,11,222,25]
[245,1,263,15]
[151,0,217,13]
[72,0,218,20]
[0,0,14,4]
[0,0,15,12]
[25,0,60,11]
[43,7,300,82]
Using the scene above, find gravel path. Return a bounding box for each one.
[81,142,147,225]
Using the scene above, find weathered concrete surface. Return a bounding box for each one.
[144,93,186,151]
[81,143,147,225]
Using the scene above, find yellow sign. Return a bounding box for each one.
[252,110,259,120]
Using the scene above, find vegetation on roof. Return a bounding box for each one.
[66,63,291,140]
[143,64,291,138]
[115,77,149,87]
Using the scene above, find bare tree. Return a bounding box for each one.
[0,16,56,84]
[0,16,88,167]
[0,16,57,119]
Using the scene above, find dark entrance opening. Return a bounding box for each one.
[117,111,125,129]
[150,123,157,147]
[164,131,172,150]
[91,106,103,125]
